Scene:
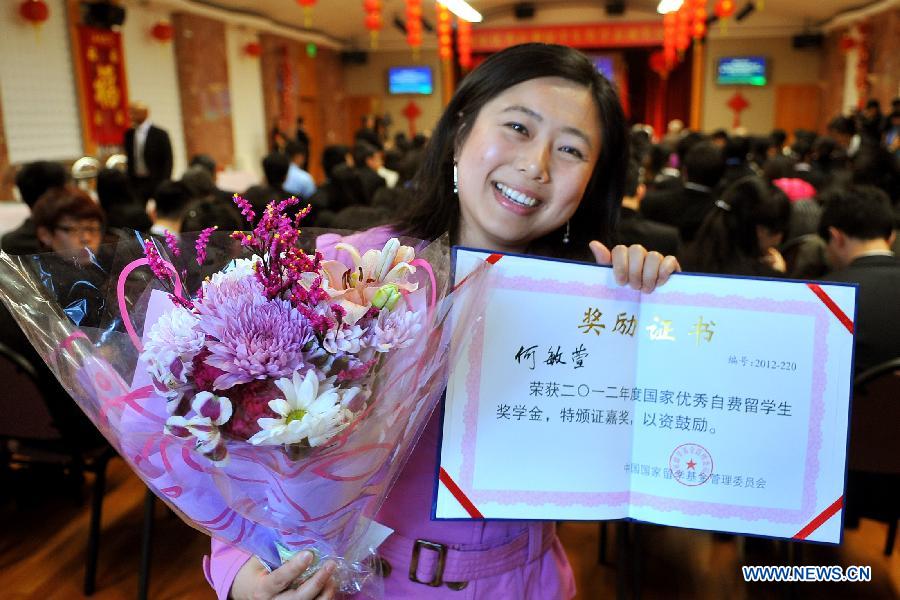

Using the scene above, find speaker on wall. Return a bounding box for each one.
[605,1,626,16]
[340,50,368,65]
[792,33,824,49]
[81,1,126,29]
[513,2,535,19]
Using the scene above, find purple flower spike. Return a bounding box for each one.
[195,226,218,265]
[144,239,172,282]
[163,231,181,257]
[232,194,256,224]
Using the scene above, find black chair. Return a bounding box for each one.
[846,357,900,556]
[0,341,116,595]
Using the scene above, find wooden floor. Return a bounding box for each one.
[1,460,897,599]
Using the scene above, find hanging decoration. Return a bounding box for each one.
[405,0,423,57]
[714,0,735,33]
[243,41,262,58]
[296,0,316,28]
[436,3,453,62]
[727,91,749,128]
[649,50,670,79]
[362,0,382,49]
[690,0,707,41]
[402,100,421,138]
[663,12,678,70]
[838,33,856,53]
[19,0,49,27]
[457,18,472,70]
[675,4,691,56]
[150,20,174,43]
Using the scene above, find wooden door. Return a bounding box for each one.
[774,84,822,138]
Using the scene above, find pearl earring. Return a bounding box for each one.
[452,162,459,194]
[562,221,571,244]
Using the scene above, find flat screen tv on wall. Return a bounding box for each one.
[716,56,767,86]
[387,66,433,95]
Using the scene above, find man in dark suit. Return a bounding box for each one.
[352,141,387,205]
[615,159,680,256]
[641,141,724,244]
[124,102,173,203]
[819,185,900,375]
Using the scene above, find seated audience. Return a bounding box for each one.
[96,167,152,233]
[353,141,387,204]
[680,176,790,276]
[2,161,68,255]
[615,159,680,256]
[242,152,292,218]
[642,140,725,244]
[189,154,235,204]
[149,180,192,237]
[282,141,317,201]
[819,185,900,374]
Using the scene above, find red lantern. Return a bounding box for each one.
[649,50,670,78]
[19,0,49,24]
[243,41,262,57]
[838,35,855,53]
[362,0,383,49]
[405,0,423,53]
[297,0,315,28]
[457,19,472,69]
[151,21,173,42]
[714,0,735,18]
[436,3,453,62]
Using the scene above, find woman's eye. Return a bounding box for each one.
[559,146,586,160]
[504,122,528,135]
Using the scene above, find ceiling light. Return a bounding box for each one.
[657,0,683,14]
[439,0,483,23]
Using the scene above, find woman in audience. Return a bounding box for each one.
[211,42,680,600]
[680,176,790,276]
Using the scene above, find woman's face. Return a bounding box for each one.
[455,76,602,253]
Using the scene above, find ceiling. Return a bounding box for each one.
[181,0,881,50]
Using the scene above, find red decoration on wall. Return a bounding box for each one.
[727,91,749,128]
[402,100,421,137]
[663,13,677,69]
[242,41,261,57]
[838,34,856,53]
[363,0,382,49]
[19,0,49,25]
[151,21,173,42]
[472,22,663,52]
[76,26,129,146]
[714,0,735,32]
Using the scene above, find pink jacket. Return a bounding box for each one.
[203,227,576,599]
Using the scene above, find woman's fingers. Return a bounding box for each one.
[589,240,612,265]
[657,255,681,288]
[262,552,315,596]
[640,251,664,293]
[626,245,647,290]
[290,561,337,600]
[611,244,630,286]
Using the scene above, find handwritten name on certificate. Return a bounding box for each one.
[434,248,857,544]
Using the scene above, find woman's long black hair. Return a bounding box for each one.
[395,43,628,260]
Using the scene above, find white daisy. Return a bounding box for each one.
[248,370,356,447]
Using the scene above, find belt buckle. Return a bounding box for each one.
[409,539,447,587]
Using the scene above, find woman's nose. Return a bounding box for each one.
[517,142,550,183]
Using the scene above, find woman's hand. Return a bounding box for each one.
[590,241,680,293]
[761,247,787,273]
[230,551,338,600]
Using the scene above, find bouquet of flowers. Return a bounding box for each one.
[0,196,487,595]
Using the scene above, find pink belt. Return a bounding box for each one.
[376,523,556,586]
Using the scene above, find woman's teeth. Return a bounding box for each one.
[494,182,539,207]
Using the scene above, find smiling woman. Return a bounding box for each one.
[216,43,680,600]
